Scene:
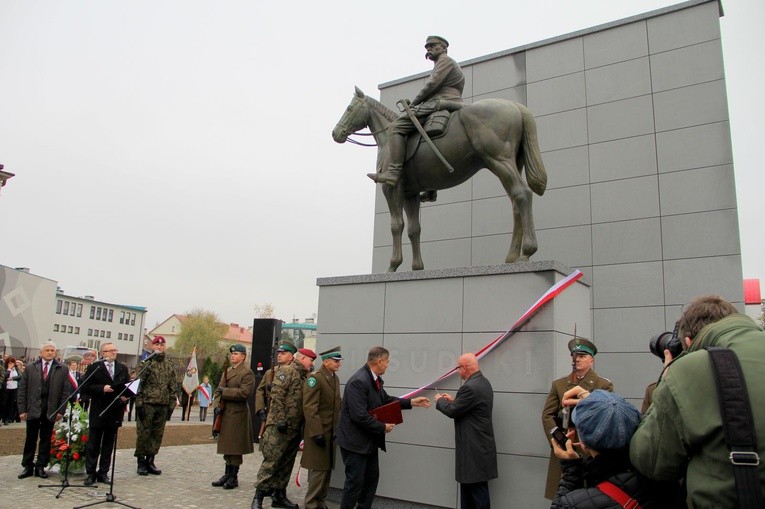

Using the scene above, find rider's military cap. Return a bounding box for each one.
[425,35,449,48]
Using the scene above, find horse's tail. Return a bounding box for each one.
[518,104,547,196]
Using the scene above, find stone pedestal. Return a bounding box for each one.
[317,261,591,508]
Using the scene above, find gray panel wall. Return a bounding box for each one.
[372,0,743,403]
[318,263,591,508]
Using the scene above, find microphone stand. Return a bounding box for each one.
[73,358,155,509]
[38,366,102,498]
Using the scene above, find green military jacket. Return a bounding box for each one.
[137,355,176,407]
[541,369,613,499]
[301,364,341,471]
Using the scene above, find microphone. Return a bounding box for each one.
[141,351,160,364]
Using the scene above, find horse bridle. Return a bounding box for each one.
[338,97,385,147]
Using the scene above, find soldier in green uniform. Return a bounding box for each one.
[251,341,314,509]
[210,344,255,489]
[301,347,343,509]
[540,337,613,499]
[134,335,177,476]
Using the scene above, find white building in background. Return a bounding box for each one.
[51,292,146,362]
[0,265,146,364]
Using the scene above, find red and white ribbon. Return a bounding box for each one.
[401,269,583,399]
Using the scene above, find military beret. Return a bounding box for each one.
[568,337,597,356]
[298,348,317,360]
[319,346,343,361]
[229,344,246,354]
[151,335,166,345]
[277,341,297,354]
[425,35,449,48]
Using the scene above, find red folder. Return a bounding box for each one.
[369,400,403,424]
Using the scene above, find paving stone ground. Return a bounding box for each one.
[0,416,340,509]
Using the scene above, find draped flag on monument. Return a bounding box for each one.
[401,269,584,399]
[182,347,199,395]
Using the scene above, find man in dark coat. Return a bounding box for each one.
[335,346,431,509]
[80,342,129,486]
[301,347,343,509]
[211,344,255,490]
[541,337,613,499]
[435,353,497,509]
[17,341,71,479]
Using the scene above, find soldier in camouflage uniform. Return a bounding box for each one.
[134,336,177,476]
[251,341,315,509]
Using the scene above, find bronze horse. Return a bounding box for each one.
[332,87,547,272]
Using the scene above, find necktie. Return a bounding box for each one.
[107,362,114,379]
[43,362,49,380]
[375,377,381,394]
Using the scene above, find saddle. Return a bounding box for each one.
[405,110,455,161]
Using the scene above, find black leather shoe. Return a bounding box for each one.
[96,473,111,484]
[84,474,97,486]
[34,467,48,478]
[17,467,33,479]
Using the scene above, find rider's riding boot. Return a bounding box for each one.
[252,488,271,509]
[368,133,405,186]
[211,464,231,487]
[271,488,299,508]
[223,465,239,489]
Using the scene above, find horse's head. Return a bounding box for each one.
[332,86,370,143]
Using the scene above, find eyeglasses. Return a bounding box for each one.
[102,349,117,353]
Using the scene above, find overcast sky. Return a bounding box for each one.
[1,0,762,329]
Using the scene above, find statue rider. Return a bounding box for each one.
[367,36,465,198]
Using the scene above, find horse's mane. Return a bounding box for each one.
[365,95,398,123]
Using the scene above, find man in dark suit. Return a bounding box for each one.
[17,341,71,479]
[80,342,129,485]
[435,353,497,509]
[335,346,430,509]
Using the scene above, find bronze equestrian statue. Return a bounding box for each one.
[333,36,547,272]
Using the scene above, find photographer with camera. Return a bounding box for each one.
[640,323,684,413]
[630,295,765,507]
[550,389,675,508]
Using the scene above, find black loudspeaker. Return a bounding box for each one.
[251,318,282,373]
[249,318,282,442]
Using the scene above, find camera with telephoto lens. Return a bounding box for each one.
[649,321,683,362]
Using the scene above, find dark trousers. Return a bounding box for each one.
[460,481,490,509]
[22,416,55,467]
[340,447,379,509]
[3,389,19,422]
[86,426,117,475]
[199,406,208,421]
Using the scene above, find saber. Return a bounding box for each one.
[397,99,455,173]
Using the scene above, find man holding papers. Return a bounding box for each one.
[80,342,129,486]
[336,346,430,509]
